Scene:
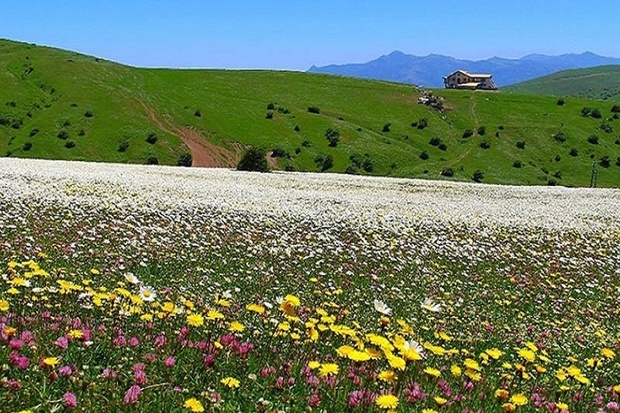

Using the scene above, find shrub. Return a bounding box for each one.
[237,147,269,172]
[440,168,454,177]
[438,143,448,151]
[294,147,301,154]
[63,120,71,127]
[557,98,565,106]
[479,141,491,149]
[591,108,602,118]
[29,128,39,137]
[410,121,418,128]
[307,106,320,114]
[611,104,620,113]
[616,157,620,167]
[11,119,22,129]
[555,155,561,162]
[417,118,428,129]
[516,141,526,149]
[284,165,296,172]
[194,109,202,117]
[271,147,289,158]
[345,165,359,175]
[362,157,373,172]
[84,110,94,118]
[146,133,158,144]
[472,170,484,182]
[600,123,613,133]
[553,133,566,143]
[498,125,504,130]
[294,125,300,132]
[462,129,474,139]
[301,140,311,147]
[587,135,599,145]
[314,154,333,172]
[78,129,85,136]
[325,128,340,147]
[177,152,192,167]
[419,150,429,160]
[146,155,159,165]
[581,107,592,117]
[429,137,441,146]
[57,130,69,140]
[277,107,289,114]
[266,102,276,110]
[382,123,391,133]
[64,141,76,148]
[118,141,129,152]
[513,160,523,168]
[23,142,32,151]
[547,178,557,186]
[350,153,363,168]
[569,148,578,157]
[477,126,486,136]
[265,112,273,119]
[599,156,611,168]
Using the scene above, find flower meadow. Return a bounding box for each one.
[1,158,620,412]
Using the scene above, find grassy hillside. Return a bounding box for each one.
[505,65,620,100]
[2,39,620,187]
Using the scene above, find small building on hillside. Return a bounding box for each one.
[443,70,498,90]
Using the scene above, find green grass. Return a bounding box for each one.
[505,65,620,100]
[2,39,620,187]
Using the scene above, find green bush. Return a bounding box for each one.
[314,154,333,172]
[84,110,94,118]
[265,112,273,119]
[477,126,486,136]
[462,129,474,139]
[325,129,340,147]
[438,143,448,151]
[271,147,289,158]
[513,160,523,168]
[65,141,76,149]
[419,150,429,160]
[611,104,620,113]
[382,123,391,133]
[57,130,69,140]
[599,156,611,168]
[516,141,526,149]
[118,141,129,152]
[417,118,428,129]
[429,137,441,146]
[569,148,578,157]
[177,152,192,167]
[472,170,484,182]
[553,133,566,143]
[23,142,32,151]
[479,141,491,149]
[146,133,158,144]
[587,135,599,145]
[146,155,159,165]
[557,98,565,106]
[307,106,320,114]
[237,147,269,172]
[194,109,202,118]
[440,168,454,177]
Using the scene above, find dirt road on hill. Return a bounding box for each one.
[139,101,243,167]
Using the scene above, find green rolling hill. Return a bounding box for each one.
[1,39,620,187]
[505,65,620,100]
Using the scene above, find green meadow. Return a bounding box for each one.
[1,39,620,187]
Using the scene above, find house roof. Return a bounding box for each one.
[447,70,493,78]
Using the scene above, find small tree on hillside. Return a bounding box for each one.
[237,147,270,172]
[325,128,340,147]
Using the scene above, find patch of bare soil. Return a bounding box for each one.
[139,101,243,168]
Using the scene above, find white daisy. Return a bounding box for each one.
[124,273,141,285]
[373,299,392,315]
[421,298,442,313]
[139,285,157,302]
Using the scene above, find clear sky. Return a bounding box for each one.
[3,0,619,70]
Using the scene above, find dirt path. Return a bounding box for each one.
[138,101,242,168]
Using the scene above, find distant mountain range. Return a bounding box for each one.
[308,51,620,87]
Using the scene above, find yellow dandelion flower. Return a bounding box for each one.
[376,394,399,410]
[229,321,245,332]
[378,370,396,383]
[207,309,225,320]
[140,314,153,322]
[387,354,406,371]
[566,365,581,377]
[495,389,509,400]
[422,410,438,413]
[245,304,265,314]
[518,348,536,363]
[424,367,441,378]
[43,357,59,367]
[464,358,480,371]
[184,397,204,412]
[337,345,355,357]
[556,402,569,410]
[308,361,321,370]
[574,374,590,385]
[68,329,84,339]
[510,393,528,406]
[162,302,176,313]
[307,327,319,341]
[502,403,516,412]
[348,350,371,362]
[434,396,448,406]
[319,363,339,377]
[220,377,240,388]
[0,299,9,312]
[613,384,620,393]
[277,321,290,331]
[602,348,616,359]
[556,369,567,381]
[451,364,462,377]
[216,298,230,307]
[486,348,503,360]
[525,342,538,352]
[186,313,204,327]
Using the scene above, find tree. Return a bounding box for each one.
[472,170,484,182]
[314,154,333,172]
[237,147,269,172]
[177,152,192,167]
[325,128,340,147]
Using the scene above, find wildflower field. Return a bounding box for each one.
[1,158,619,412]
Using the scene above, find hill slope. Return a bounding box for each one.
[504,65,620,99]
[308,51,620,87]
[1,39,620,187]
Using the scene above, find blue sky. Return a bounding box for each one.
[3,1,619,70]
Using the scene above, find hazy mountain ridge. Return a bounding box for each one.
[308,51,620,87]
